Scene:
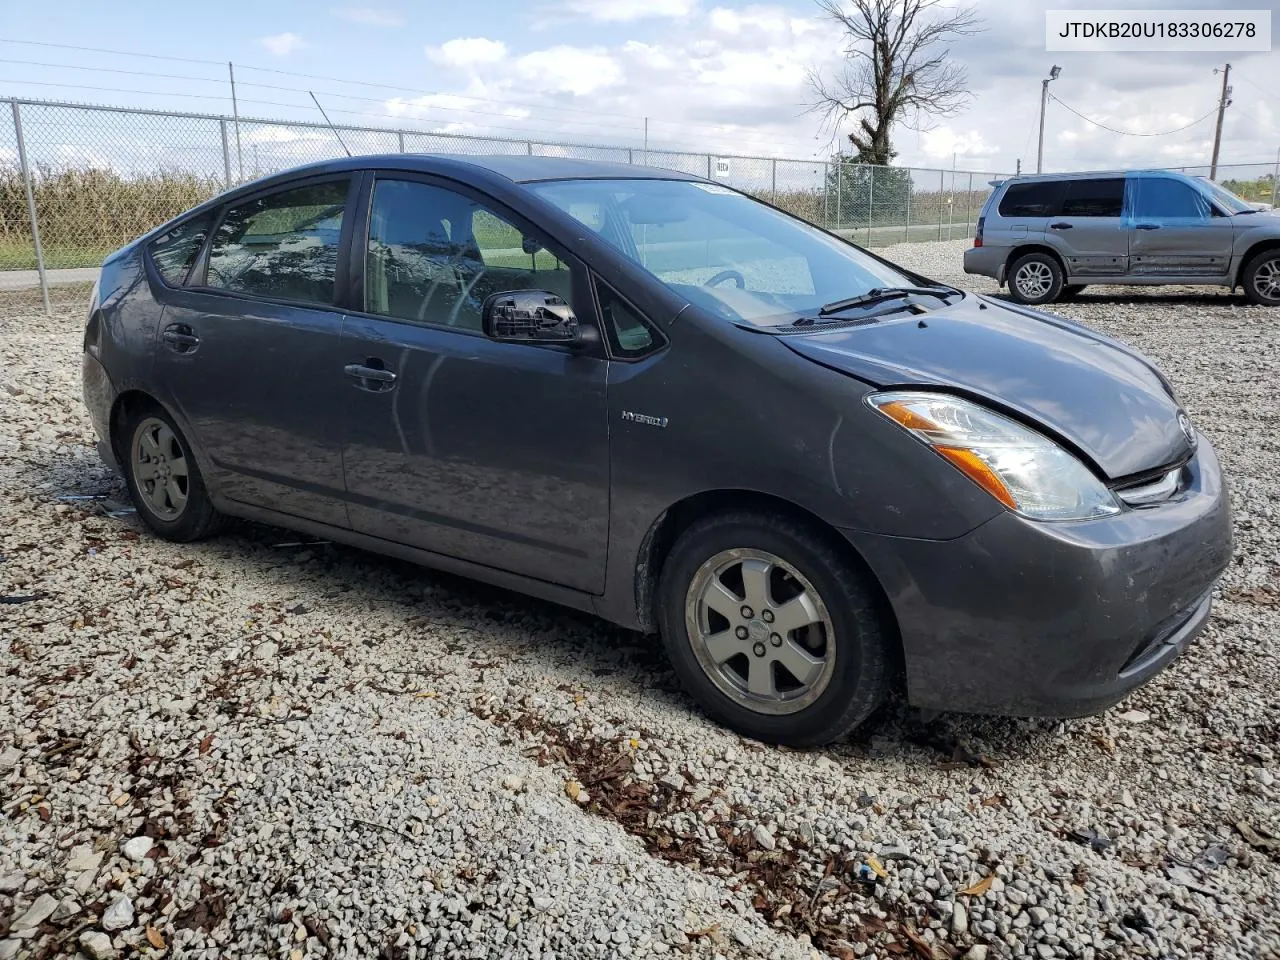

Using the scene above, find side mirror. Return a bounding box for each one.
[482,290,581,345]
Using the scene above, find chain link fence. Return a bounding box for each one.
[3,96,1277,312]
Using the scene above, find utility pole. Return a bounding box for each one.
[1037,65,1061,174]
[1210,63,1232,180]
[228,62,244,182]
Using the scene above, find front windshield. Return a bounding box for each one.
[527,178,916,326]
[1198,178,1255,214]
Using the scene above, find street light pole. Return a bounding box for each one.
[1037,65,1061,174]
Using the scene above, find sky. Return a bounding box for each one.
[0,0,1277,177]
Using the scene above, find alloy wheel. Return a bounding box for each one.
[131,417,190,521]
[684,548,836,715]
[1014,261,1053,300]
[1254,257,1280,302]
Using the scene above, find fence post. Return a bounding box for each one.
[938,171,945,241]
[628,148,634,164]
[823,163,830,226]
[771,158,777,201]
[219,119,232,188]
[904,173,912,243]
[12,100,50,317]
[398,131,406,153]
[707,155,713,179]
[835,160,843,231]
[964,172,973,236]
[527,141,533,156]
[866,166,874,247]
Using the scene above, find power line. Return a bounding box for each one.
[1048,94,1220,137]
[0,49,829,156]
[0,37,223,66]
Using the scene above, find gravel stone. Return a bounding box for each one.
[122,835,153,861]
[77,931,116,960]
[100,895,134,932]
[12,894,58,932]
[3,258,1280,958]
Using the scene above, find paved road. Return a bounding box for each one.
[0,267,99,290]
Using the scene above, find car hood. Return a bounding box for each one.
[781,295,1193,480]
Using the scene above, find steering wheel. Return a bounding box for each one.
[704,269,745,289]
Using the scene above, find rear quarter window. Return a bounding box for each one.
[997,182,1064,217]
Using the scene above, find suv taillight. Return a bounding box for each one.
[973,216,984,248]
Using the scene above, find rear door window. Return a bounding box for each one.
[1060,178,1125,217]
[205,179,350,306]
[149,214,211,286]
[997,182,1064,217]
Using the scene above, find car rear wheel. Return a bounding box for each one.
[1243,250,1280,307]
[1008,252,1065,305]
[122,405,223,541]
[657,512,892,746]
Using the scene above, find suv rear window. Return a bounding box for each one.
[1060,178,1125,218]
[998,182,1064,217]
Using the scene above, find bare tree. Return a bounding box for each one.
[808,0,983,164]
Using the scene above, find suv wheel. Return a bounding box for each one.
[1008,252,1065,305]
[122,405,223,541]
[657,512,892,746]
[1243,250,1280,307]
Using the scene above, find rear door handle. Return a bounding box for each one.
[344,361,397,391]
[1049,222,1073,230]
[161,323,200,353]
[1136,223,1161,230]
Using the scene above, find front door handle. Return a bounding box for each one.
[344,361,397,391]
[1136,223,1161,231]
[1048,222,1073,230]
[162,323,200,353]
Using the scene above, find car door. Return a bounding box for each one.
[1126,174,1234,277]
[152,175,357,528]
[339,174,610,593]
[1044,177,1128,277]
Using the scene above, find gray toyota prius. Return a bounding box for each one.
[82,154,1232,746]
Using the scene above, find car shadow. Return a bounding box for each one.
[35,454,1061,764]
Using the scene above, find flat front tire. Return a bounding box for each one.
[121,405,223,541]
[1008,252,1065,305]
[657,512,893,747]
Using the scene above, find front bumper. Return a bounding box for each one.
[962,245,1005,280]
[844,438,1232,717]
[82,351,120,473]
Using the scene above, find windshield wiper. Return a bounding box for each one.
[797,286,958,324]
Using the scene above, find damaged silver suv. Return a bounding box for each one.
[964,170,1280,306]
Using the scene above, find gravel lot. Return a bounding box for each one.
[2,241,1279,960]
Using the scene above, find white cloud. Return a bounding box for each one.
[515,46,623,96]
[332,6,405,26]
[553,0,695,21]
[428,37,509,68]
[259,32,307,56]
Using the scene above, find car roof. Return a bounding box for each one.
[999,169,1193,184]
[245,152,703,186]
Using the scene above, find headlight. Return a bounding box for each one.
[867,391,1120,521]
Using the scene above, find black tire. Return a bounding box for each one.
[657,511,893,747]
[120,403,223,542]
[1007,252,1065,305]
[1058,284,1086,301]
[1242,249,1280,307]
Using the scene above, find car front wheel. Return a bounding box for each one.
[1007,252,1065,305]
[1243,250,1280,306]
[657,512,892,746]
[122,405,223,541]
